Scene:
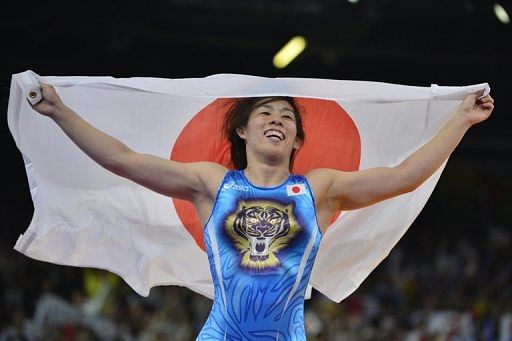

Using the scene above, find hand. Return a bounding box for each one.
[457,94,495,126]
[30,83,66,118]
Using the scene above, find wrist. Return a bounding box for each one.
[52,103,73,124]
[451,110,473,131]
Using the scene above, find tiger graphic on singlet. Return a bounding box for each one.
[198,170,322,340]
[225,200,300,270]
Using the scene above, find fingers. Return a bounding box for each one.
[477,95,495,113]
[460,94,478,112]
[481,102,494,111]
[464,94,495,112]
[39,82,54,94]
[465,93,478,102]
[38,82,60,103]
[477,95,494,104]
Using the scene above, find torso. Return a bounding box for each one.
[196,170,322,340]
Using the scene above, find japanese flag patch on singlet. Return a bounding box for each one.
[286,184,306,196]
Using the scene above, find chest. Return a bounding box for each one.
[207,178,320,274]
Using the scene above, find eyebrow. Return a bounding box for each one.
[259,104,296,115]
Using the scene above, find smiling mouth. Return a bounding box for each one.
[264,129,285,141]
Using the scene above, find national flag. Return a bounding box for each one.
[286,184,306,196]
[7,70,489,302]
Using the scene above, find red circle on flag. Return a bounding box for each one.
[171,97,361,251]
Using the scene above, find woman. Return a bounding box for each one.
[32,83,494,340]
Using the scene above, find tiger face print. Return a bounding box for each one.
[225,200,300,270]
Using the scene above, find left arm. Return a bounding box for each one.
[309,94,494,217]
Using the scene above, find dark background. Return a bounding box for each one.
[0,0,511,338]
[2,0,511,245]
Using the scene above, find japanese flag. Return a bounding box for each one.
[287,184,306,196]
[7,70,489,302]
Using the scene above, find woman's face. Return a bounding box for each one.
[237,99,302,164]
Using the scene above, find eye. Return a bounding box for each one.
[259,111,271,116]
[282,114,294,120]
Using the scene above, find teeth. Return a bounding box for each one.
[264,130,284,140]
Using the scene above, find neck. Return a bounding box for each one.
[243,164,291,187]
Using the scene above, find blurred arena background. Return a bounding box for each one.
[0,0,511,339]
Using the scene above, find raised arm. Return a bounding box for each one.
[31,83,226,209]
[308,94,494,228]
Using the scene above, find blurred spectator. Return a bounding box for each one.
[1,226,510,340]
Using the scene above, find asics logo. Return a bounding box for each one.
[223,181,250,192]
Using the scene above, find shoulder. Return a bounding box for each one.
[304,168,333,200]
[189,161,229,197]
[189,161,229,182]
[305,168,338,187]
[305,168,350,201]
[189,161,229,173]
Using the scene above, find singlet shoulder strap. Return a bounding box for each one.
[226,169,247,183]
[289,174,307,183]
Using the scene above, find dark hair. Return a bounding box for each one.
[223,97,305,171]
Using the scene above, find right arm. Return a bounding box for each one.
[32,83,226,209]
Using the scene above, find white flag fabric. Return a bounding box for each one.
[7,70,489,302]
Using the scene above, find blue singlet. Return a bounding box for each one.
[197,170,322,340]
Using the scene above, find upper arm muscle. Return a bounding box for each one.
[119,152,226,201]
[309,167,411,212]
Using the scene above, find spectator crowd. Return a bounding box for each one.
[1,222,510,340]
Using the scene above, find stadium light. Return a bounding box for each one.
[273,36,307,69]
[494,3,510,24]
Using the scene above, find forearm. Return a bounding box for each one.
[52,104,132,174]
[397,112,471,191]
[322,94,493,211]
[31,83,227,202]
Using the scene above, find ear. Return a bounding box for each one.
[236,127,247,140]
[293,136,303,150]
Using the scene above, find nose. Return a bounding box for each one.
[269,115,284,127]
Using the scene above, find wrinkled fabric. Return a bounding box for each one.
[8,70,489,302]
